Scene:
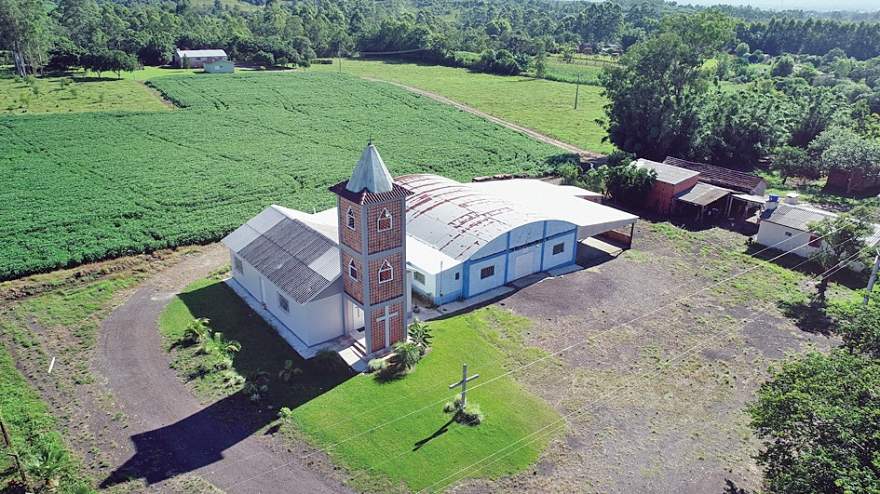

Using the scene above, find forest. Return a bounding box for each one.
[4,0,880,78]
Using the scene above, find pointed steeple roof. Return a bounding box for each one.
[329,143,413,205]
[345,144,394,194]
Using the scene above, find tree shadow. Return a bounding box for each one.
[101,281,354,489]
[722,478,751,494]
[778,298,834,335]
[412,417,456,451]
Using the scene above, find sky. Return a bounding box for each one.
[679,0,878,12]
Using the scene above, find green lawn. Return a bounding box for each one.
[0,68,169,114]
[311,59,613,154]
[289,308,560,492]
[159,277,561,492]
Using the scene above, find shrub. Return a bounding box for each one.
[393,341,421,371]
[278,406,295,420]
[407,319,433,355]
[183,317,211,343]
[278,359,303,381]
[368,358,388,373]
[457,404,484,426]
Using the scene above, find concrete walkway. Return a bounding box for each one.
[96,245,350,494]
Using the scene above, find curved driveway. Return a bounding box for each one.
[97,245,348,493]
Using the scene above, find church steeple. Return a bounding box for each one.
[345,144,394,194]
[329,144,412,356]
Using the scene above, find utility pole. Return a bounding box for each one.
[574,73,580,110]
[0,413,29,486]
[448,363,480,409]
[863,250,880,305]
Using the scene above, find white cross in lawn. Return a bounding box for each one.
[376,305,399,348]
[448,363,480,409]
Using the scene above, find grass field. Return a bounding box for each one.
[0,71,562,280]
[159,278,560,492]
[311,59,613,154]
[0,69,169,114]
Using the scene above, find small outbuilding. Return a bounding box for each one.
[633,158,701,215]
[173,49,228,68]
[663,156,767,195]
[204,60,234,73]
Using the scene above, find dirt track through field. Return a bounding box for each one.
[361,77,604,160]
[96,245,349,494]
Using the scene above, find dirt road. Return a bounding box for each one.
[96,245,349,493]
[361,77,604,161]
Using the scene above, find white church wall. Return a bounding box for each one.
[230,250,263,303]
[262,277,345,347]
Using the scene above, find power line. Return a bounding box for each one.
[418,241,873,493]
[220,222,853,491]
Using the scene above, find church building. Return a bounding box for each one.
[222,143,638,366]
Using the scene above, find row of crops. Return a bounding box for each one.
[0,72,564,280]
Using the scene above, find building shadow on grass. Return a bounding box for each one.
[101,281,355,489]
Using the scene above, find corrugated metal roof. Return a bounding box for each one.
[761,203,837,231]
[176,49,227,58]
[664,156,766,193]
[634,158,700,185]
[676,182,732,207]
[399,174,639,261]
[236,219,338,304]
[221,205,340,304]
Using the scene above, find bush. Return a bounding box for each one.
[442,398,484,426]
[367,358,388,373]
[393,341,422,371]
[407,319,433,355]
[183,317,211,343]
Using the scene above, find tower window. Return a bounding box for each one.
[346,207,356,230]
[348,259,358,281]
[378,260,394,283]
[377,208,393,232]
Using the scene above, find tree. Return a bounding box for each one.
[604,163,656,207]
[691,84,792,167]
[533,49,546,79]
[734,41,749,57]
[771,145,821,184]
[810,126,880,184]
[831,303,880,358]
[0,0,53,76]
[809,206,875,300]
[748,350,880,494]
[770,54,795,77]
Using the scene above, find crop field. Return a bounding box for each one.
[0,71,562,280]
[311,59,613,154]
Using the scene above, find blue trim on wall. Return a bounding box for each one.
[539,221,548,271]
[503,232,511,283]
[462,259,470,299]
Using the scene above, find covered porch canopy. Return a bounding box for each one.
[469,179,640,248]
[675,182,734,221]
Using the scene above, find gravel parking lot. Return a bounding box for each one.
[453,221,837,494]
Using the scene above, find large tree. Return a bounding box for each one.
[809,206,876,300]
[600,12,734,160]
[0,0,53,75]
[749,350,880,494]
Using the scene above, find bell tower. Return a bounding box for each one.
[330,144,412,354]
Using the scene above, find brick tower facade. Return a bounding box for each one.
[330,144,412,354]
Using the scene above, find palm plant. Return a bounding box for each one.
[407,319,433,355]
[183,317,211,343]
[393,341,421,371]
